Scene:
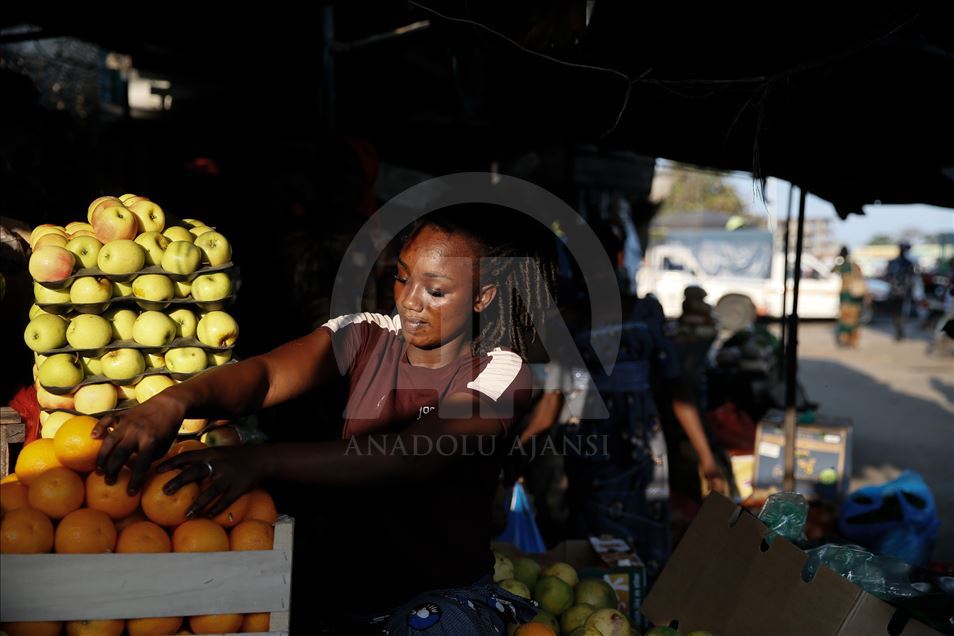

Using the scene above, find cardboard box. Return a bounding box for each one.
[753,411,852,500]
[641,494,938,635]
[493,537,647,627]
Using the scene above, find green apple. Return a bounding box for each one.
[191,273,232,301]
[65,235,103,269]
[132,274,175,302]
[134,231,171,266]
[104,307,137,340]
[36,383,75,409]
[145,352,166,368]
[33,232,69,250]
[112,280,135,297]
[197,311,239,347]
[29,245,76,282]
[181,218,207,229]
[97,239,146,274]
[37,353,84,388]
[194,231,231,266]
[29,304,52,320]
[207,350,232,366]
[34,352,48,367]
[127,200,166,233]
[74,383,118,414]
[65,221,93,234]
[66,314,113,349]
[81,355,103,376]
[160,241,202,275]
[117,193,138,204]
[189,225,214,238]
[162,226,194,243]
[69,276,112,304]
[179,418,208,435]
[165,347,208,374]
[87,196,124,223]
[100,348,146,381]
[132,310,178,347]
[134,374,176,403]
[117,383,137,401]
[33,281,72,305]
[40,410,74,439]
[168,307,198,338]
[174,280,192,298]
[30,224,68,246]
[122,195,150,207]
[24,314,68,353]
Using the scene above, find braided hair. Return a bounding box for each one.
[401,204,557,358]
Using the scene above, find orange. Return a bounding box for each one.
[0,508,55,553]
[188,614,243,634]
[514,624,557,636]
[55,508,117,553]
[0,621,63,636]
[86,467,141,519]
[127,616,183,635]
[211,492,249,528]
[53,415,103,472]
[14,439,64,486]
[116,520,171,553]
[1,479,30,514]
[244,489,277,524]
[172,518,229,552]
[141,471,199,527]
[241,613,270,632]
[27,466,85,519]
[229,519,274,551]
[65,619,125,635]
[115,509,147,532]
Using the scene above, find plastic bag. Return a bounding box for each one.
[837,471,939,565]
[496,481,546,554]
[758,491,808,543]
[804,544,922,601]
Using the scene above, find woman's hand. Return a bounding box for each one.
[157,445,265,519]
[91,393,187,494]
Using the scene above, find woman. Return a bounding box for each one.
[92,205,548,634]
[834,246,866,347]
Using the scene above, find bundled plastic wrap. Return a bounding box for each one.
[804,544,922,601]
[758,491,809,543]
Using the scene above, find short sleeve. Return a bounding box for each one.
[320,312,399,376]
[451,349,532,433]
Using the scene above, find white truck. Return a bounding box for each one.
[635,229,841,320]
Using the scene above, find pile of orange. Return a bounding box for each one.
[0,415,280,635]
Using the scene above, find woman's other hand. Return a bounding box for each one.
[156,445,264,519]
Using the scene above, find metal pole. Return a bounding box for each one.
[783,189,807,492]
[779,183,795,370]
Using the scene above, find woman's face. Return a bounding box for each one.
[394,225,495,355]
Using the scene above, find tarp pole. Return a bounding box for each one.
[783,188,807,492]
[779,183,795,372]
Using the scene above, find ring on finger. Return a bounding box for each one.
[204,461,215,478]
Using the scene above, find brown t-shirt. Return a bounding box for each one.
[315,313,531,614]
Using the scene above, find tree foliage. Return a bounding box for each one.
[659,167,746,215]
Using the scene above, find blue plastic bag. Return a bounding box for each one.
[837,471,939,565]
[496,482,546,554]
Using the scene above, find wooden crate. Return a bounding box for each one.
[0,516,294,635]
[1,407,25,479]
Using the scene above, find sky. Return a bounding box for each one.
[723,173,953,248]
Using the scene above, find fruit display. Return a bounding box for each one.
[495,552,637,636]
[0,414,281,634]
[24,195,239,431]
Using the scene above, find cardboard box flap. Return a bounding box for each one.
[641,494,939,635]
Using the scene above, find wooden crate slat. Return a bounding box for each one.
[0,519,293,623]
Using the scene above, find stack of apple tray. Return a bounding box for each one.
[25,194,238,439]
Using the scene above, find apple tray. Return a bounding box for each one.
[35,261,235,290]
[38,293,237,315]
[40,359,238,397]
[38,336,235,358]
[0,516,293,634]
